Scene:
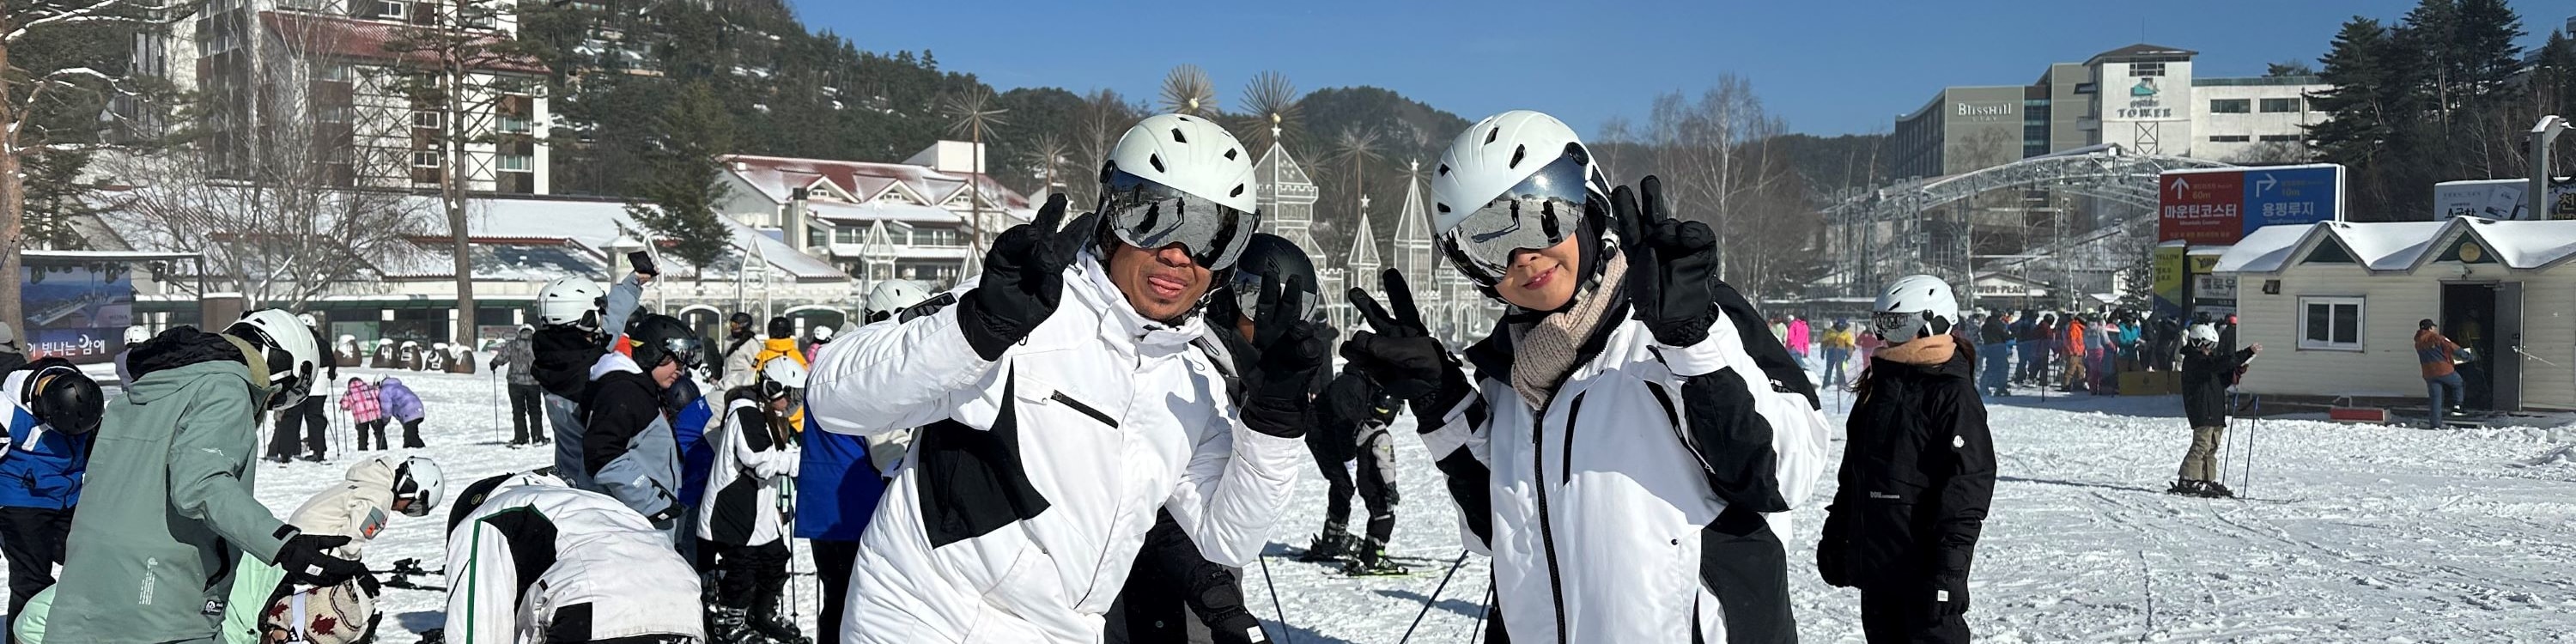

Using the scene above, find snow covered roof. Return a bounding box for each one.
[471,197,846,282]
[2211,224,2309,273]
[2216,218,2576,275]
[2451,218,2576,269]
[807,200,960,226]
[720,153,1034,222]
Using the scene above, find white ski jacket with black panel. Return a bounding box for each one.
[695,396,800,547]
[442,477,703,644]
[1419,289,1831,644]
[805,252,1304,644]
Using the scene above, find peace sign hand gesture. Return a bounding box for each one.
[957,193,1092,360]
[1238,274,1329,439]
[1614,176,1722,348]
[1341,269,1470,415]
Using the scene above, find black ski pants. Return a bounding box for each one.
[357,419,390,450]
[402,418,426,448]
[0,506,72,644]
[271,395,328,459]
[1354,430,1400,548]
[508,383,546,445]
[709,540,790,611]
[811,538,860,644]
[1859,585,1969,643]
[1316,450,1356,536]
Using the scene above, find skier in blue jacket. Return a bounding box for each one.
[0,358,102,636]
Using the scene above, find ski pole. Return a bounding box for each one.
[1399,550,1473,644]
[1257,550,1292,644]
[490,368,501,445]
[2242,396,2260,500]
[1466,585,1493,644]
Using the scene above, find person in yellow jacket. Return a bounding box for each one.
[751,317,809,371]
[1820,320,1858,386]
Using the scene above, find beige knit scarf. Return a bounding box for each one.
[1511,253,1630,410]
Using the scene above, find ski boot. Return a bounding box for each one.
[1296,532,1352,562]
[750,607,811,644]
[2165,479,2202,496]
[2198,480,2235,498]
[707,605,762,644]
[1344,546,1411,576]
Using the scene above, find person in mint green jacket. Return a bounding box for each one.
[46,312,368,643]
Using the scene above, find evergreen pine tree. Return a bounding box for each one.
[627,82,740,273]
[2306,18,2401,216]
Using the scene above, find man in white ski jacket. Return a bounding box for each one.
[1343,111,1830,643]
[442,472,703,644]
[807,114,1324,644]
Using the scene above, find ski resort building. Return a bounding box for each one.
[713,143,1037,291]
[2216,218,2576,413]
[118,0,552,194]
[79,191,849,349]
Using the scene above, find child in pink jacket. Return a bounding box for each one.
[339,377,390,451]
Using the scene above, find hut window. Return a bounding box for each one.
[2298,296,2365,351]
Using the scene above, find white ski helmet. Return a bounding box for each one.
[1429,110,1613,287]
[2186,323,2221,346]
[1870,275,1962,344]
[392,457,445,517]
[296,313,319,328]
[1097,113,1261,270]
[537,276,608,330]
[124,325,152,344]
[809,325,835,343]
[864,279,933,323]
[758,356,809,401]
[226,309,323,411]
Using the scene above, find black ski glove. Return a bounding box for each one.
[1341,269,1471,426]
[1930,574,1971,617]
[1613,176,1722,348]
[957,194,1089,361]
[1815,511,1852,588]
[1239,275,1327,439]
[275,532,368,586]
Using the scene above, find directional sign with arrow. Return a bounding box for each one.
[2160,165,2343,244]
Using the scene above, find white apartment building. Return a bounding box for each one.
[714,143,1036,291]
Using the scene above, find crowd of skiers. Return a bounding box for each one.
[0,108,2006,644]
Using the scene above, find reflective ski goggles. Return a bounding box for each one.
[1872,310,1947,344]
[1100,169,1258,270]
[1230,270,1318,324]
[1437,154,1595,285]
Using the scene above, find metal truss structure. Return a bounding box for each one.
[1820,143,2234,304]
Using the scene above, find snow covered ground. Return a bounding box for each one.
[15,364,2576,642]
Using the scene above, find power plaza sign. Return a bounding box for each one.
[2157,164,2345,245]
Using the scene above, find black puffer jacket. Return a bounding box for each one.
[1309,369,1394,464]
[531,326,606,400]
[1819,349,1996,590]
[2180,346,2257,427]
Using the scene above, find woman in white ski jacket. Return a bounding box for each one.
[696,358,808,643]
[1341,111,1829,643]
[806,114,1323,644]
[443,471,703,644]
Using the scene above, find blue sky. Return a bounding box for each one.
[786,0,2570,137]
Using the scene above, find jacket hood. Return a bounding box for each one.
[379,376,404,388]
[532,326,609,398]
[128,325,247,383]
[122,356,255,406]
[762,337,799,353]
[1071,251,1206,351]
[343,456,399,488]
[591,350,641,380]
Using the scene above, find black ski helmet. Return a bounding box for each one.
[625,314,704,369]
[25,360,102,435]
[765,316,793,340]
[1225,233,1319,324]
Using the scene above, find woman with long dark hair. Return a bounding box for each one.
[1818,275,1996,644]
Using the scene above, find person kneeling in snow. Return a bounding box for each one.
[807,114,1320,644]
[219,456,446,644]
[444,471,704,644]
[48,311,371,643]
[1818,276,1996,644]
[697,359,809,644]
